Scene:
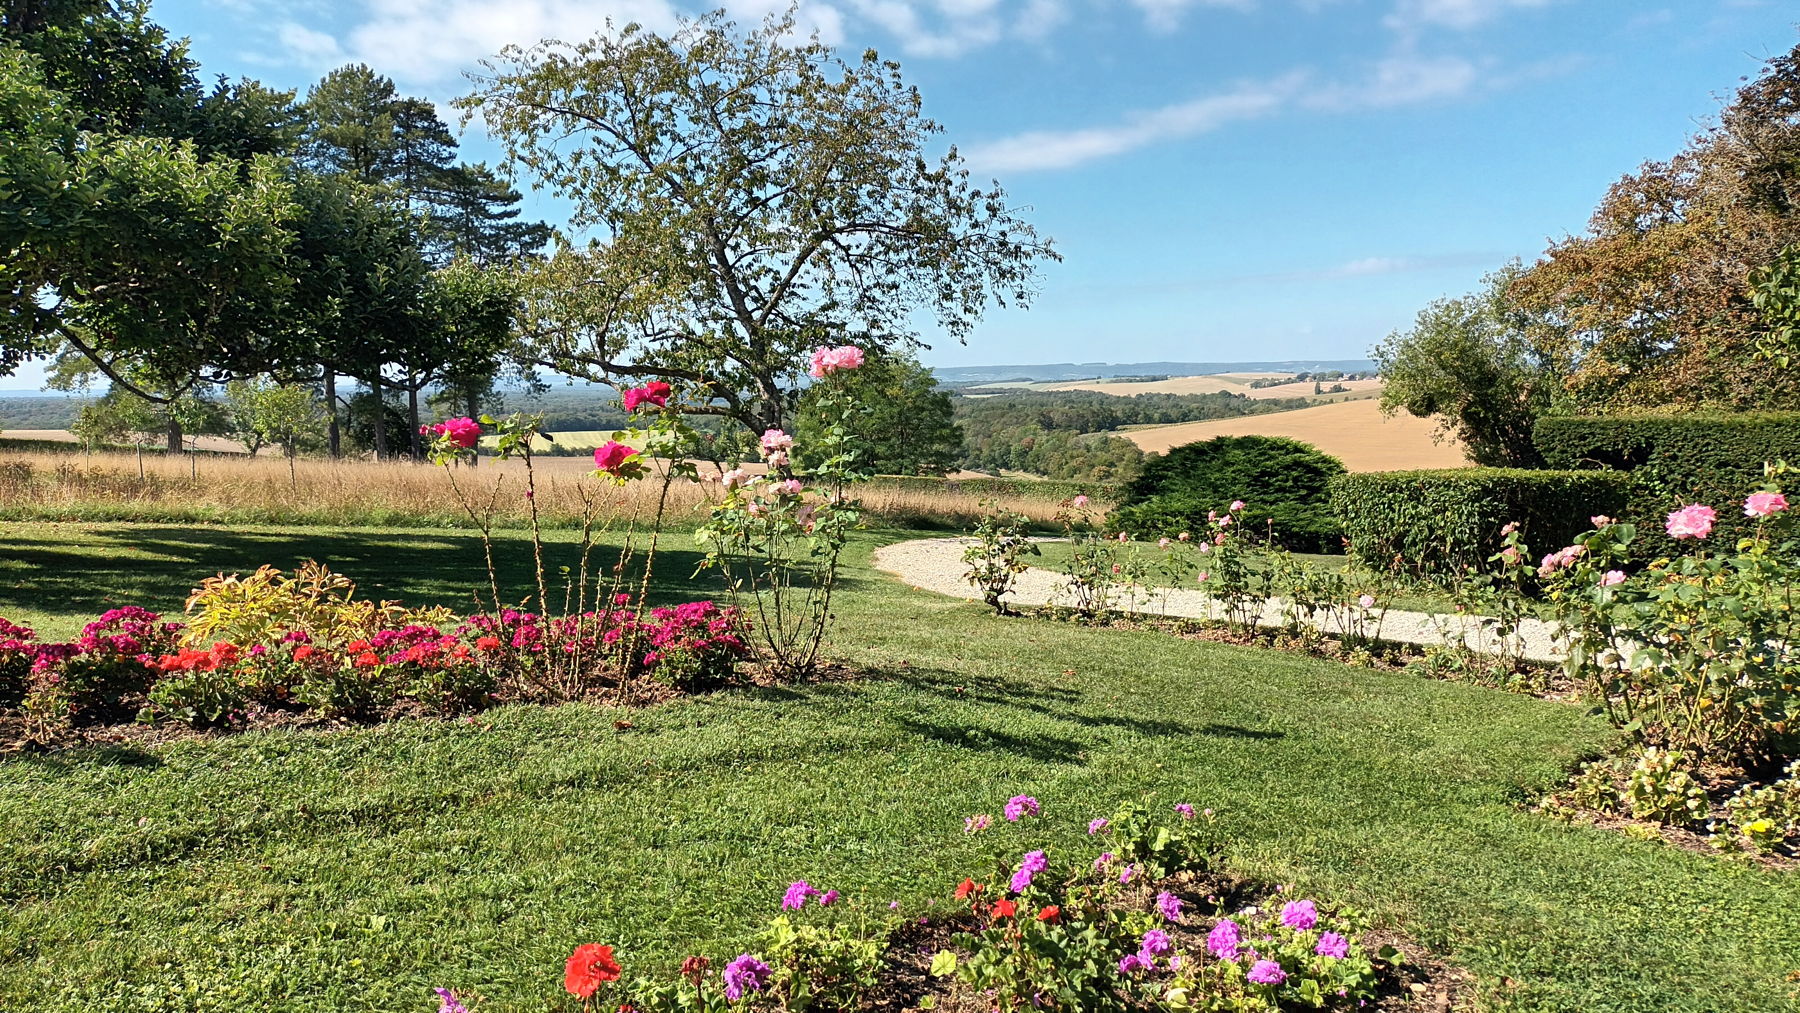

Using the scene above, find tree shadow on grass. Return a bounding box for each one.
[0,526,727,621]
[876,665,1224,740]
[888,715,1094,765]
[6,742,164,775]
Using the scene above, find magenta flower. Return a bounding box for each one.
[1088,817,1109,834]
[1117,953,1144,975]
[1206,918,1241,959]
[1094,852,1114,871]
[722,954,771,1000]
[1119,864,1136,885]
[1003,795,1040,822]
[1247,959,1287,985]
[593,440,640,475]
[1174,803,1195,820]
[818,889,839,906]
[434,988,468,1013]
[1665,503,1716,540]
[1745,492,1789,518]
[781,881,820,910]
[1156,891,1183,922]
[1279,900,1318,931]
[1138,929,1173,958]
[964,814,992,833]
[1010,850,1048,893]
[1315,932,1350,959]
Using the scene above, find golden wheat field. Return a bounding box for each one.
[969,374,1383,402]
[0,448,1091,528]
[1123,397,1468,472]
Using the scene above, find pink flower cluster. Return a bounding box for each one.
[1538,544,1584,577]
[420,417,481,449]
[807,344,866,378]
[1665,503,1717,540]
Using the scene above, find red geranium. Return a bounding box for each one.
[354,651,380,668]
[565,942,623,998]
[293,644,316,661]
[955,878,980,900]
[991,898,1017,919]
[1036,905,1061,923]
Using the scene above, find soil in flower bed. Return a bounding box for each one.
[866,870,1473,1012]
[0,660,859,756]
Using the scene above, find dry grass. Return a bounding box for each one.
[0,449,1089,530]
[1122,397,1469,472]
[966,374,1383,402]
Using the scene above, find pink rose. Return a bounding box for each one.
[426,417,481,449]
[1664,504,1716,540]
[622,381,671,412]
[807,345,866,378]
[1358,594,1375,609]
[1072,494,1089,508]
[1196,571,1209,583]
[760,429,794,454]
[593,440,640,475]
[1600,570,1626,587]
[1744,492,1788,518]
[1590,515,1613,528]
[1229,500,1245,512]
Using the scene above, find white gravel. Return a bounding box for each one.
[871,537,1564,663]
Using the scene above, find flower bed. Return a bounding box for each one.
[0,563,749,748]
[431,797,1463,1012]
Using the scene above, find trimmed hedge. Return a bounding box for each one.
[1113,435,1346,553]
[1534,413,1800,547]
[1331,469,1630,577]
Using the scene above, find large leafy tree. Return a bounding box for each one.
[465,11,1056,436]
[1373,263,1562,468]
[1510,39,1800,410]
[795,350,959,475]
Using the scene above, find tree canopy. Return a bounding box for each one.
[465,10,1056,435]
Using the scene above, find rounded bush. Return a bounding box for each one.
[1111,436,1346,553]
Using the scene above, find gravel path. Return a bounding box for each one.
[871,537,1564,663]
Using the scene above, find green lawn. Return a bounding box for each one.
[1,520,1797,1011]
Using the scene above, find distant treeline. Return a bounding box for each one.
[951,389,1312,481]
[0,397,91,430]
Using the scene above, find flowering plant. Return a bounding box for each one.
[963,498,1041,614]
[1540,472,1800,763]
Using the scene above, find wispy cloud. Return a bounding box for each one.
[963,74,1304,172]
[1385,0,1554,33]
[1128,0,1256,34]
[964,52,1492,173]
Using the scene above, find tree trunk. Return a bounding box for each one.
[165,419,182,454]
[466,387,480,467]
[371,377,388,461]
[325,372,341,459]
[407,379,422,459]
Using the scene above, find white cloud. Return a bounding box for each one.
[966,51,1489,173]
[1385,0,1552,33]
[963,73,1304,172]
[1128,0,1255,34]
[274,21,345,66]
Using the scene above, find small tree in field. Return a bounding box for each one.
[461,10,1056,436]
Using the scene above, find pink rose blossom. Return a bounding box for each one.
[622,381,672,412]
[1072,494,1089,508]
[760,429,794,454]
[1745,492,1788,518]
[1665,504,1716,540]
[808,344,866,378]
[1600,570,1626,587]
[1229,500,1245,512]
[1590,515,1614,528]
[593,441,639,475]
[1358,594,1376,610]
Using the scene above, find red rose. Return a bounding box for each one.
[1036,905,1060,923]
[565,943,623,998]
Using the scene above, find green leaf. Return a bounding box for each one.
[929,949,959,977]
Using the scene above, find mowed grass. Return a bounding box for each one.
[1,521,1798,1012]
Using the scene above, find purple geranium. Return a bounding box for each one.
[1010,850,1048,893]
[723,954,772,1000]
[1156,890,1183,922]
[1279,900,1318,931]
[1315,932,1350,959]
[1004,795,1040,822]
[1088,817,1109,834]
[1207,918,1241,960]
[781,881,820,910]
[1247,959,1287,985]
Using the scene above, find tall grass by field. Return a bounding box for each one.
[0,448,1095,531]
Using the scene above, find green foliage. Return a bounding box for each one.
[1719,761,1800,855]
[1330,468,1628,578]
[962,499,1040,613]
[143,663,249,728]
[1372,261,1559,467]
[1115,436,1346,554]
[1622,747,1709,826]
[1533,412,1800,550]
[796,350,960,476]
[471,10,1055,435]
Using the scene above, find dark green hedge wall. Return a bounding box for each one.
[1330,469,1630,577]
[1533,413,1800,547]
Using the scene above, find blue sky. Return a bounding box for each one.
[6,0,1796,388]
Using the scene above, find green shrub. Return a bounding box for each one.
[1330,468,1629,577]
[1112,436,1346,553]
[1534,412,1800,547]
